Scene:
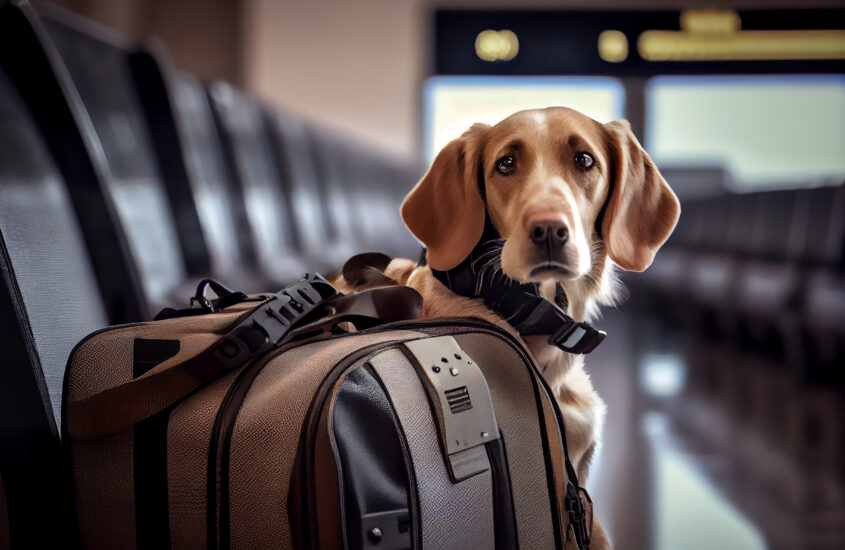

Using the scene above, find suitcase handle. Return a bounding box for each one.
[289,283,425,339]
[66,277,423,441]
[190,278,249,313]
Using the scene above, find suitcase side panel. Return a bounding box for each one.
[63,303,254,549]
[167,368,241,550]
[226,330,425,550]
[318,324,564,550]
[369,348,496,550]
[453,332,559,550]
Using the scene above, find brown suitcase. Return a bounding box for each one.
[62,276,593,549]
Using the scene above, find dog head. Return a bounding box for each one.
[402,107,680,283]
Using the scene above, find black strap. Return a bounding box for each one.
[514,299,606,355]
[173,274,338,381]
[132,339,181,550]
[430,240,605,355]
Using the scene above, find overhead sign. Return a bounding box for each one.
[434,9,845,76]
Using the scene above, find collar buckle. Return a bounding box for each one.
[550,321,606,355]
[514,297,606,355]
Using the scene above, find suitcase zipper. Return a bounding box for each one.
[205,355,258,550]
[206,339,315,550]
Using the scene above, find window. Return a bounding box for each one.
[646,75,845,190]
[424,76,625,163]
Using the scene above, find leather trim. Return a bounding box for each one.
[538,380,569,544]
[133,339,180,550]
[314,382,344,550]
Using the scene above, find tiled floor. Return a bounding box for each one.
[585,308,844,550]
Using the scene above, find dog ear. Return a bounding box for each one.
[601,120,680,272]
[401,123,490,271]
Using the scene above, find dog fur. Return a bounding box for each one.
[336,107,680,549]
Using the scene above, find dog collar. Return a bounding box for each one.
[428,240,606,355]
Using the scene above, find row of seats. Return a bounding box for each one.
[626,184,845,525]
[635,185,845,371]
[0,2,421,546]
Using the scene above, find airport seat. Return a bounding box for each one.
[264,107,356,271]
[800,184,844,268]
[626,197,707,323]
[686,194,761,339]
[317,133,419,258]
[0,2,147,324]
[39,10,198,313]
[379,158,424,256]
[659,166,729,201]
[0,65,107,547]
[800,184,845,379]
[127,48,212,277]
[630,195,724,305]
[370,156,423,257]
[132,49,268,292]
[207,81,310,284]
[306,125,372,256]
[734,190,803,355]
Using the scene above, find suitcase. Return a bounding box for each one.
[62,275,593,549]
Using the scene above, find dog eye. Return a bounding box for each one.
[496,155,515,174]
[574,152,595,170]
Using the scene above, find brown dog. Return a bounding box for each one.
[339,107,679,548]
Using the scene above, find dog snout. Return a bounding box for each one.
[526,212,569,250]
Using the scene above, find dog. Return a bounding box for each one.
[337,107,679,548]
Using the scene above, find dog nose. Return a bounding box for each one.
[529,220,569,248]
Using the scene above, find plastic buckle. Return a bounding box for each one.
[253,277,332,345]
[190,294,215,313]
[550,321,606,355]
[211,275,338,368]
[191,278,244,313]
[565,481,590,549]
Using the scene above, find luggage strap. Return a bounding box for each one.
[66,274,423,440]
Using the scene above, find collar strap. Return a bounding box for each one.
[430,240,605,355]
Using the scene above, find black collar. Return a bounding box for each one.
[428,239,606,355]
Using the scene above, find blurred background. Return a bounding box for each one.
[1,0,843,549]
